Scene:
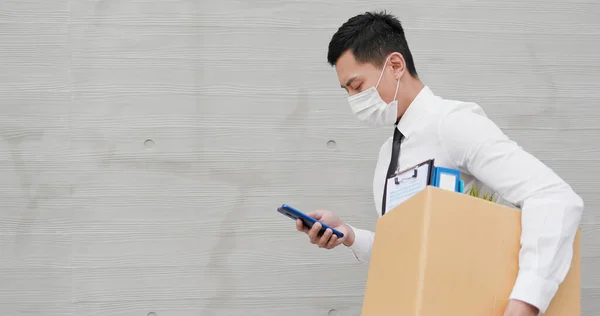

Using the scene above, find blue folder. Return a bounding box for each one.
[431,166,461,192]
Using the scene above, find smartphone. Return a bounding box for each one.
[277,204,344,238]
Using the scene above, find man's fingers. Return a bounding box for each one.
[318,228,333,248]
[324,232,339,249]
[308,222,322,243]
[335,235,345,247]
[296,219,311,234]
[294,211,342,250]
[296,219,305,232]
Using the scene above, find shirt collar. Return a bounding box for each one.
[396,85,436,138]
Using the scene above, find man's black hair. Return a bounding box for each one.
[327,11,418,77]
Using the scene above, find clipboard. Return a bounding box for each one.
[391,158,435,185]
[384,159,435,215]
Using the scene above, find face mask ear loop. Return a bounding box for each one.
[375,56,390,89]
[393,77,400,102]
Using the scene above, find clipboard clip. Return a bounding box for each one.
[394,168,418,185]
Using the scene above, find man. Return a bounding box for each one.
[295,11,584,316]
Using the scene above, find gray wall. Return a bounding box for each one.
[1,0,598,315]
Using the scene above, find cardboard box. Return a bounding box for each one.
[361,186,580,316]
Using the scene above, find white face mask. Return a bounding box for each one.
[347,57,400,127]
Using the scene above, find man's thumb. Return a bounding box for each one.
[307,210,323,220]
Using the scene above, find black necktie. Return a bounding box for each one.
[381,127,404,215]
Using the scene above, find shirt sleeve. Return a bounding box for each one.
[346,225,375,263]
[438,109,584,313]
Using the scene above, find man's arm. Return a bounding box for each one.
[346,225,375,263]
[438,109,584,314]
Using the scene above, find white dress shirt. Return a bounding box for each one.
[347,86,584,313]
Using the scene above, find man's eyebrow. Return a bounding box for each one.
[341,75,359,89]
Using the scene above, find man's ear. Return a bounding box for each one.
[388,52,406,79]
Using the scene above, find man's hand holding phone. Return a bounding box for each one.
[295,210,355,249]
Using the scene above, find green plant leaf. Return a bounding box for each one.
[464,183,499,203]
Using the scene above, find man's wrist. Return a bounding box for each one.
[342,224,355,247]
[509,269,558,314]
[504,299,539,316]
